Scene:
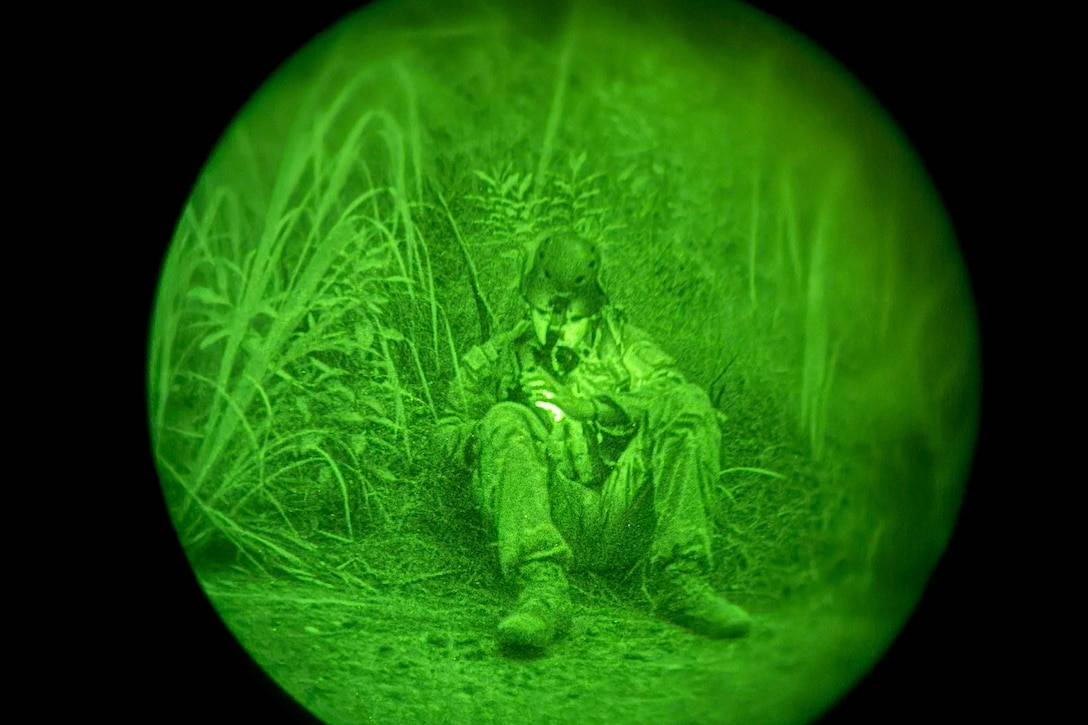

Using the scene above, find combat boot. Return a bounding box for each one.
[497,560,573,649]
[653,558,752,639]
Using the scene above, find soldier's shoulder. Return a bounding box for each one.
[603,305,654,346]
[601,306,677,369]
[462,319,530,373]
[461,344,491,373]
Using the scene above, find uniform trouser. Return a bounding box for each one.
[470,384,720,578]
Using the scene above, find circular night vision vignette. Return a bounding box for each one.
[140,1,983,722]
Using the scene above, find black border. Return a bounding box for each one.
[87,1,999,721]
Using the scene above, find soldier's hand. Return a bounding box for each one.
[521,369,593,422]
[519,368,556,400]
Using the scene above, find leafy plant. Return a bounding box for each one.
[147,2,973,614]
[148,63,459,572]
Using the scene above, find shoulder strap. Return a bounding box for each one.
[602,305,626,350]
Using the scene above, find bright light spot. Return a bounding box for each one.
[535,400,565,422]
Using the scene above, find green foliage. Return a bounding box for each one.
[469,162,542,239]
[148,0,976,613]
[149,61,457,572]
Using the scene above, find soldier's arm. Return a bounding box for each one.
[434,322,528,467]
[605,322,689,422]
[435,353,497,467]
[588,395,627,429]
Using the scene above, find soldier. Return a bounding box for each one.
[436,231,751,650]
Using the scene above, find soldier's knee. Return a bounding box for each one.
[479,401,541,440]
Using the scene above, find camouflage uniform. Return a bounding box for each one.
[437,231,750,646]
[436,305,721,579]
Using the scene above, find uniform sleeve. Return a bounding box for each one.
[433,323,526,468]
[619,321,687,391]
[606,322,688,421]
[623,340,686,391]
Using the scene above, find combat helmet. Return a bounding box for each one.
[520,231,607,318]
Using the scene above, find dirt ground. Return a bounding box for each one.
[200,566,891,725]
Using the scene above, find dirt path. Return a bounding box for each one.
[203,571,888,725]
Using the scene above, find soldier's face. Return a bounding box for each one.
[531,305,592,349]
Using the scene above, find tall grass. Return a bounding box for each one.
[147,1,971,610]
[797,175,842,463]
[146,18,827,599]
[148,62,457,572]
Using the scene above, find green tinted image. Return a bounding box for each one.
[147,1,979,723]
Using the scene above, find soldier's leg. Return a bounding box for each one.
[641,383,720,566]
[590,384,750,638]
[472,402,573,575]
[644,384,750,637]
[471,402,572,648]
[575,435,652,573]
